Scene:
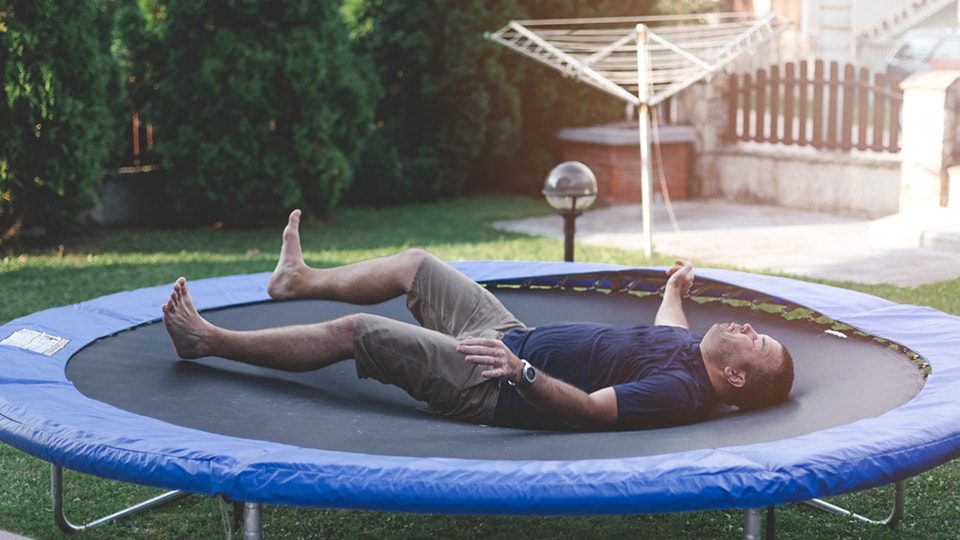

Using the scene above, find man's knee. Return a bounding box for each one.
[400,248,428,268]
[331,313,361,359]
[395,248,430,291]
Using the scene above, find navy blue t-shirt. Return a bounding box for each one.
[495,322,716,430]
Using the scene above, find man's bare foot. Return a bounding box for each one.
[266,209,311,300]
[162,277,215,359]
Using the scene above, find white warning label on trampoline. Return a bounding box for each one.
[1,329,70,356]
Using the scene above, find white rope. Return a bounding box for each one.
[217,495,234,539]
[649,107,681,233]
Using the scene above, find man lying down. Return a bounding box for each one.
[162,209,794,431]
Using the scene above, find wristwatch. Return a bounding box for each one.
[508,359,537,389]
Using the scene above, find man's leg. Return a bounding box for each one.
[162,276,355,372]
[266,209,426,305]
[162,276,500,423]
[264,209,523,338]
[407,253,525,339]
[161,208,448,372]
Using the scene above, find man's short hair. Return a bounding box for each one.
[731,344,794,410]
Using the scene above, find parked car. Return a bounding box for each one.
[886,27,960,80]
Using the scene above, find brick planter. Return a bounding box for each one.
[558,122,696,206]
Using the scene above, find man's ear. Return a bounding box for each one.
[723,366,745,388]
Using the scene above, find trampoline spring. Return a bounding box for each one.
[585,276,605,291]
[688,284,710,297]
[623,277,644,292]
[893,344,912,356]
[620,274,658,294]
[717,286,743,301]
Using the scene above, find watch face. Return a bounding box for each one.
[524,364,536,384]
[514,360,535,388]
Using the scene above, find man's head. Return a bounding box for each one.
[700,322,794,410]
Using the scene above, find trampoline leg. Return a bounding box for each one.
[742,508,763,540]
[802,480,906,527]
[243,502,262,540]
[51,464,190,533]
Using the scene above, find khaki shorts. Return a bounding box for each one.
[353,254,526,424]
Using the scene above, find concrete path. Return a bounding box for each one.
[495,200,960,287]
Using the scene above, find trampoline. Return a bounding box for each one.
[2,261,960,539]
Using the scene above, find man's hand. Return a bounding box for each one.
[655,259,694,328]
[664,259,694,296]
[456,337,522,382]
[456,337,618,428]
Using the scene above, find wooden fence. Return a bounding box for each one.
[724,59,902,153]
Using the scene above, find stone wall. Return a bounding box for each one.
[91,168,168,226]
[704,144,902,217]
[675,70,959,218]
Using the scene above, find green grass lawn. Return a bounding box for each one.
[2,195,960,539]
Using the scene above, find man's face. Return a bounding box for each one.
[701,322,783,371]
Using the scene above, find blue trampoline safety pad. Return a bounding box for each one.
[1,260,960,515]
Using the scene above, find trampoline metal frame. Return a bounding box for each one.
[48,461,904,539]
[803,482,905,527]
[51,464,189,533]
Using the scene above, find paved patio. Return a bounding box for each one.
[495,199,960,287]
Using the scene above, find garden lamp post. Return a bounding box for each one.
[542,161,598,262]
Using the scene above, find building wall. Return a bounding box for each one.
[557,125,697,206]
[561,142,691,206]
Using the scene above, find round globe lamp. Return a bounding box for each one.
[542,161,598,262]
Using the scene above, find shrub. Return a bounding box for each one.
[0,1,121,243]
[346,0,524,206]
[154,0,379,225]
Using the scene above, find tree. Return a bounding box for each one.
[343,0,722,204]
[346,0,524,205]
[154,0,378,225]
[480,0,657,195]
[0,1,121,243]
[110,0,164,166]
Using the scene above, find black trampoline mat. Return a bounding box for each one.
[66,288,925,460]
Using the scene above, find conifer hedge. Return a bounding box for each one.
[0,1,120,241]
[153,0,378,224]
[0,0,707,237]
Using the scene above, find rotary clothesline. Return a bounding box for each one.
[487,12,791,257]
[487,12,791,106]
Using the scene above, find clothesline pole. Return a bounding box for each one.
[637,24,653,259]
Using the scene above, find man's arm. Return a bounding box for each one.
[456,338,618,428]
[654,259,694,329]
